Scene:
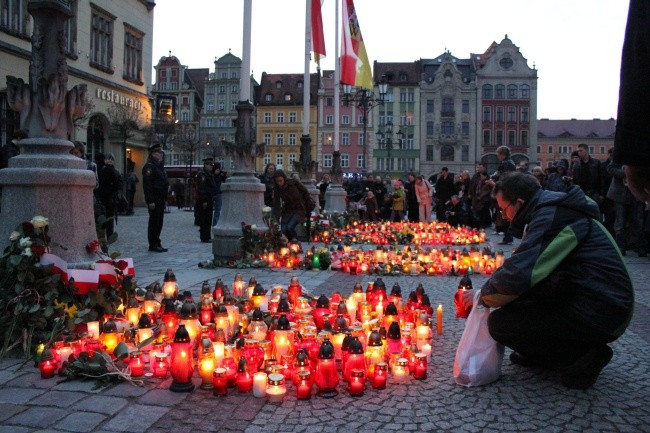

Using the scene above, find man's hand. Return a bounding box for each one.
[148,202,155,210]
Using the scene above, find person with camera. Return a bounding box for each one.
[271,169,313,242]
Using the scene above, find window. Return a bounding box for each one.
[289,112,297,123]
[508,130,516,146]
[341,154,350,168]
[359,132,366,147]
[265,93,273,102]
[508,106,516,122]
[462,145,469,162]
[221,72,227,79]
[263,133,271,145]
[326,115,334,125]
[276,154,284,167]
[284,93,293,102]
[342,133,350,145]
[496,107,504,122]
[461,122,469,136]
[496,130,504,145]
[342,115,350,125]
[64,1,78,55]
[507,84,518,99]
[275,81,283,89]
[182,96,189,106]
[427,99,434,113]
[521,131,528,147]
[207,102,214,112]
[495,84,505,99]
[264,112,271,123]
[218,119,226,127]
[276,112,284,123]
[483,130,491,146]
[426,121,434,137]
[289,133,296,145]
[231,85,238,94]
[600,146,605,154]
[181,112,189,121]
[218,102,225,111]
[276,133,284,145]
[297,81,303,88]
[231,71,238,78]
[440,145,454,161]
[482,84,493,99]
[288,153,297,167]
[171,154,180,165]
[357,154,365,168]
[462,100,469,114]
[520,84,530,99]
[90,7,115,71]
[483,107,492,122]
[1,0,29,35]
[219,85,225,94]
[426,145,434,161]
[537,146,541,154]
[323,154,332,168]
[206,118,213,127]
[548,145,553,154]
[358,115,365,125]
[326,97,333,106]
[123,24,143,83]
[520,107,529,123]
[441,121,454,135]
[264,153,271,165]
[442,98,454,116]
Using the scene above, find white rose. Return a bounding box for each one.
[251,224,257,230]
[31,216,49,228]
[9,231,20,241]
[262,206,271,213]
[22,247,32,257]
[19,237,32,248]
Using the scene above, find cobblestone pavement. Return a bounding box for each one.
[1,207,649,433]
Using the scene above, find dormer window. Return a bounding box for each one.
[399,73,407,81]
[284,93,293,102]
[275,81,283,89]
[265,93,273,102]
[297,81,303,88]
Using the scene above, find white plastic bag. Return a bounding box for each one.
[453,290,504,386]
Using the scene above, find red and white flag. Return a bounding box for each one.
[40,253,69,284]
[68,268,99,295]
[340,0,373,90]
[95,261,118,286]
[311,0,326,67]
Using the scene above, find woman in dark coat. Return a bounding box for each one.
[271,169,311,241]
[258,163,276,206]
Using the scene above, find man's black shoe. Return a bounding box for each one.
[201,239,212,243]
[158,246,169,252]
[561,345,613,390]
[510,351,537,367]
[148,246,165,252]
[498,241,513,245]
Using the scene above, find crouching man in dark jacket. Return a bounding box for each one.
[464,172,634,389]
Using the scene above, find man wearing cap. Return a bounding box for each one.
[143,144,169,252]
[196,157,216,242]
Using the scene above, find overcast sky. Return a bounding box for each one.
[152,0,629,120]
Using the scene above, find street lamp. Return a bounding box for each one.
[341,78,387,174]
[376,122,403,177]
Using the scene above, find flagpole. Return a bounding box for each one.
[324,0,348,213]
[303,0,311,139]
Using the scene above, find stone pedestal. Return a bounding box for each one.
[212,174,266,260]
[324,184,348,214]
[0,139,97,263]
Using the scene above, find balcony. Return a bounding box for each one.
[440,110,456,118]
[438,133,459,145]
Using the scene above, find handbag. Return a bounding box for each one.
[453,290,504,386]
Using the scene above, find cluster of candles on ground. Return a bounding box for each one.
[264,244,504,278]
[311,221,486,245]
[38,270,448,400]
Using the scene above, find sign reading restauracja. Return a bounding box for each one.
[96,87,145,111]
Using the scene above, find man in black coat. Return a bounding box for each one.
[196,157,216,242]
[434,167,456,222]
[143,144,169,252]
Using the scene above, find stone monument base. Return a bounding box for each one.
[324,183,348,214]
[212,173,267,260]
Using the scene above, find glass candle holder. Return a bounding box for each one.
[372,362,388,390]
[296,370,312,400]
[348,368,365,397]
[266,373,287,403]
[129,351,145,377]
[392,357,410,384]
[213,367,228,396]
[414,353,427,380]
[153,353,169,378]
[253,371,267,398]
[199,353,216,389]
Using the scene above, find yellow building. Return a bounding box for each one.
[0,0,155,204]
[255,72,319,175]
